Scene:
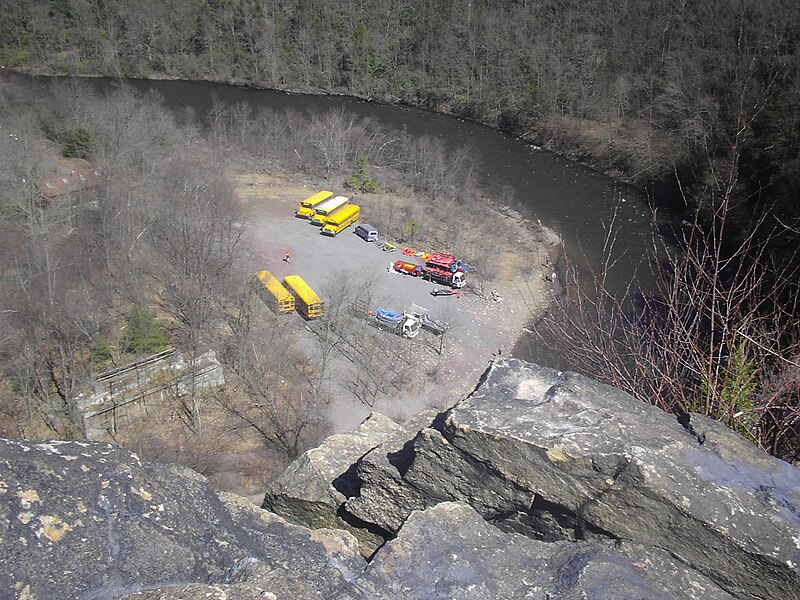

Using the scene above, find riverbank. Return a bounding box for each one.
[233,159,561,432]
[4,67,673,188]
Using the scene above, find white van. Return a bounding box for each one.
[355,224,378,242]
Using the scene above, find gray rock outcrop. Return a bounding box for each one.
[343,409,441,532]
[262,411,399,555]
[3,357,799,600]
[356,501,735,600]
[272,358,800,600]
[0,438,366,599]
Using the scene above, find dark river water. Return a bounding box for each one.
[4,74,659,367]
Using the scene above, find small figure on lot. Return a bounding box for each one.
[284,251,291,263]
[551,271,557,283]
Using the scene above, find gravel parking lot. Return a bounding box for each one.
[246,179,557,432]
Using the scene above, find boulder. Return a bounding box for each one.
[262,412,399,555]
[344,358,800,600]
[357,501,735,600]
[344,410,441,532]
[0,438,366,599]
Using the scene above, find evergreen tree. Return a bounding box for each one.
[345,155,380,193]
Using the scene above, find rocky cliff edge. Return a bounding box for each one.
[265,358,800,600]
[2,358,798,599]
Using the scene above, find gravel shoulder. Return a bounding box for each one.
[236,166,560,433]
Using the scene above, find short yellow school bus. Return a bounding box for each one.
[310,195,349,226]
[321,204,360,236]
[283,275,324,319]
[295,190,334,219]
[255,270,295,313]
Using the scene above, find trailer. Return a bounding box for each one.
[426,252,471,273]
[422,252,468,288]
[376,241,397,252]
[421,314,449,335]
[375,308,404,327]
[422,265,466,288]
[392,260,423,276]
[392,252,468,288]
[430,288,462,297]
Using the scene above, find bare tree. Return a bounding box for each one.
[148,153,244,346]
[215,368,327,460]
[342,331,407,407]
[215,288,330,460]
[537,69,800,460]
[0,110,104,438]
[306,271,358,395]
[145,152,245,431]
[539,193,800,461]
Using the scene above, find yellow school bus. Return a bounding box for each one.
[295,190,334,219]
[321,204,360,236]
[283,275,324,319]
[310,195,349,226]
[255,270,295,313]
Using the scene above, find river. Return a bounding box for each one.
[3,74,659,367]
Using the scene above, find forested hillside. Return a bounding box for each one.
[0,4,796,165]
[3,0,799,259]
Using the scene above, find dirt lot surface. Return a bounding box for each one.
[237,167,560,433]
